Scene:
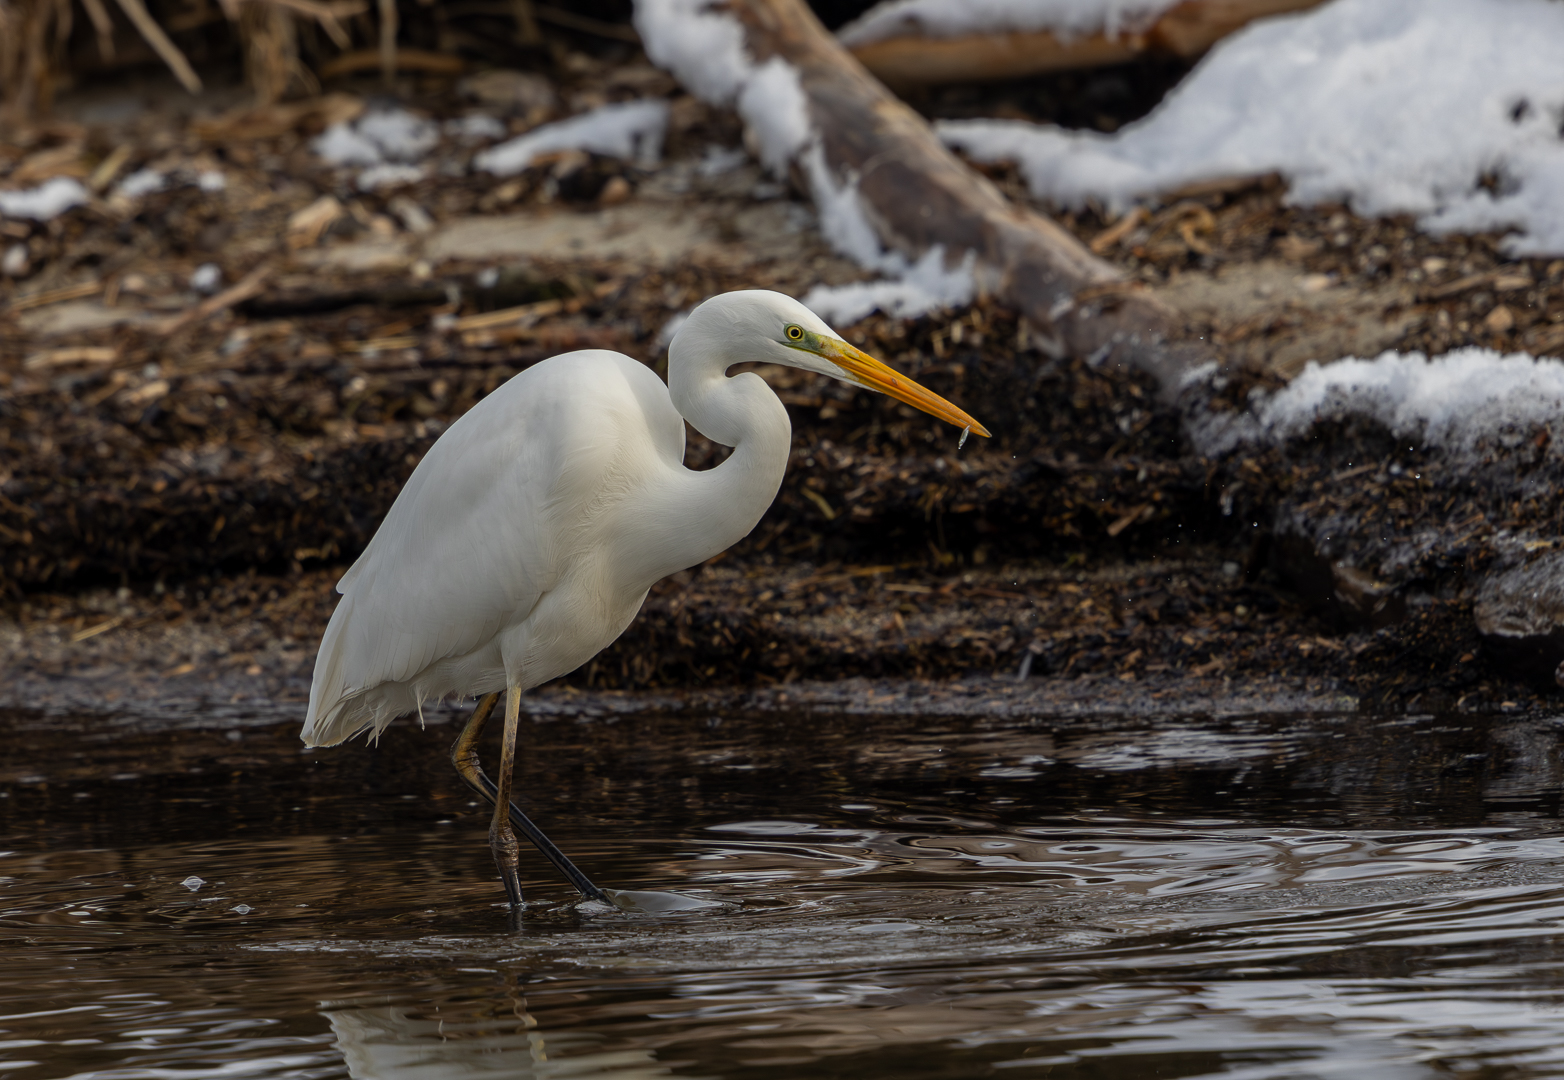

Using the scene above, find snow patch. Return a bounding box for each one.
[353,108,440,162]
[636,0,973,322]
[115,169,166,199]
[358,163,428,191]
[804,246,977,325]
[313,122,384,167]
[189,263,222,293]
[938,0,1564,255]
[309,103,524,188]
[474,99,669,177]
[736,58,812,177]
[838,0,1178,47]
[634,0,752,104]
[800,144,895,273]
[698,144,748,177]
[314,106,438,166]
[0,177,90,220]
[1197,348,1564,456]
[444,113,507,142]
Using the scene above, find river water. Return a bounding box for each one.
[4,700,1564,1078]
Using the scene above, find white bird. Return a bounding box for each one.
[302,289,989,914]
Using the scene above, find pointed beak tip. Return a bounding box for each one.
[825,338,991,443]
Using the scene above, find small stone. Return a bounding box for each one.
[459,70,558,116]
[388,194,434,234]
[190,263,222,294]
[599,175,632,205]
[1476,553,1564,683]
[1484,304,1515,333]
[1,243,28,276]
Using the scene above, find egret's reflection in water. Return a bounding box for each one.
[4,704,1564,1078]
[324,999,672,1080]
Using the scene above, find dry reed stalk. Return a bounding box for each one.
[111,0,202,92]
[237,0,301,104]
[376,0,396,84]
[0,0,457,117]
[77,0,115,60]
[251,0,361,48]
[220,0,366,102]
[0,0,73,114]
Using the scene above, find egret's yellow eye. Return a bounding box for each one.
[785,325,804,341]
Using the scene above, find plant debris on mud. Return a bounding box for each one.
[4,56,1563,716]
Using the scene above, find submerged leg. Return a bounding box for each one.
[490,686,525,910]
[449,691,610,906]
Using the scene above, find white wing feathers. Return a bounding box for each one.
[303,351,677,746]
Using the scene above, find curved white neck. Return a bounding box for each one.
[620,359,792,588]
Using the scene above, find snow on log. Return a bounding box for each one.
[636,0,1207,392]
[939,0,1564,257]
[841,0,1326,89]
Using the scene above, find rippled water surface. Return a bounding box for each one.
[6,702,1564,1078]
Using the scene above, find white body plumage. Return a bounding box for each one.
[303,290,986,748]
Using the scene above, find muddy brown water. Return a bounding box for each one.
[5,700,1564,1079]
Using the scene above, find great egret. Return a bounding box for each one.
[302,289,989,914]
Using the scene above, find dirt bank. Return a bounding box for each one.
[4,60,1563,715]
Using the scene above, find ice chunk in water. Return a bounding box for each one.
[182,876,204,891]
[604,888,724,913]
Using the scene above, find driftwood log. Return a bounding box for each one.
[714,0,1564,691]
[731,0,1209,397]
[845,0,1327,89]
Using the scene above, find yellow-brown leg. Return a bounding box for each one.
[489,686,525,910]
[450,691,500,792]
[448,690,609,908]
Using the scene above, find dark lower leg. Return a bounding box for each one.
[449,690,610,905]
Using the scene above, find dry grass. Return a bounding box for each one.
[0,0,546,114]
[1,0,76,114]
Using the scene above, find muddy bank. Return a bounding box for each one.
[5,66,1564,712]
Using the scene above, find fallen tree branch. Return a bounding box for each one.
[316,46,462,79]
[845,0,1326,88]
[110,0,203,93]
[692,0,1208,393]
[154,264,273,336]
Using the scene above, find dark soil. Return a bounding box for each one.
[4,52,1563,717]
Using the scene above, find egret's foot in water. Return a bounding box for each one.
[489,817,525,912]
[450,691,611,912]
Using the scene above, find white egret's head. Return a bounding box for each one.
[673,289,991,439]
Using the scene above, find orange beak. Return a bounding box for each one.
[818,337,991,440]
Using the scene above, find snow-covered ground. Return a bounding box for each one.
[475,99,668,177]
[1197,349,1564,456]
[938,0,1564,257]
[906,0,1564,451]
[635,0,976,324]
[0,177,88,221]
[309,99,668,190]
